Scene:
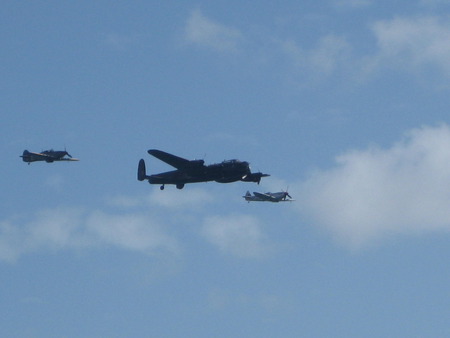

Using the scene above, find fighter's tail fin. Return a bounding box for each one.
[137,159,148,181]
[20,150,30,162]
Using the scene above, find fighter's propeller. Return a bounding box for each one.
[64,146,72,158]
[282,187,292,200]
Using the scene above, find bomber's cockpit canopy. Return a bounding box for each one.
[222,159,242,164]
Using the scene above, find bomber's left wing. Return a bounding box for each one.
[148,149,199,170]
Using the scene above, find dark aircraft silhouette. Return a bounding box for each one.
[21,149,79,164]
[138,149,269,190]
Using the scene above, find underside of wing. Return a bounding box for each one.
[58,158,79,161]
[148,149,192,170]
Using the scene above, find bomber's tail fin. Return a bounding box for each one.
[137,159,148,181]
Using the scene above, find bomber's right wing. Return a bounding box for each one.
[148,149,195,170]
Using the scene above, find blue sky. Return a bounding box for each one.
[2,0,450,336]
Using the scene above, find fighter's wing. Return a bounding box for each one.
[29,151,53,160]
[148,149,194,170]
[253,192,277,202]
[57,157,79,161]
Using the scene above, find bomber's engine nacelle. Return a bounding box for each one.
[241,172,270,184]
[215,177,240,183]
[186,160,205,173]
[190,159,205,167]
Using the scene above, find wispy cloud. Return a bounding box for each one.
[182,10,450,84]
[295,124,450,249]
[201,214,269,258]
[0,186,272,262]
[280,34,352,79]
[0,207,179,263]
[369,16,450,75]
[87,211,179,253]
[184,9,243,52]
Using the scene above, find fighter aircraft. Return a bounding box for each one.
[243,190,294,202]
[138,149,269,190]
[20,149,79,164]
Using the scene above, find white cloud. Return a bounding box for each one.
[295,124,450,249]
[0,207,179,263]
[280,34,352,81]
[87,211,179,254]
[184,10,243,52]
[272,14,450,83]
[182,11,450,83]
[370,16,450,75]
[201,214,268,258]
[309,35,352,75]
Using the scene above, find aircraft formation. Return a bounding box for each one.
[21,148,293,202]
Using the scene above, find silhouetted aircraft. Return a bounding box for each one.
[243,190,293,202]
[20,149,79,164]
[138,149,269,190]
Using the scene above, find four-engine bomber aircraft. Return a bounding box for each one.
[21,149,79,164]
[243,190,294,202]
[138,149,269,190]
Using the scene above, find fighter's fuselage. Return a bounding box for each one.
[20,149,78,163]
